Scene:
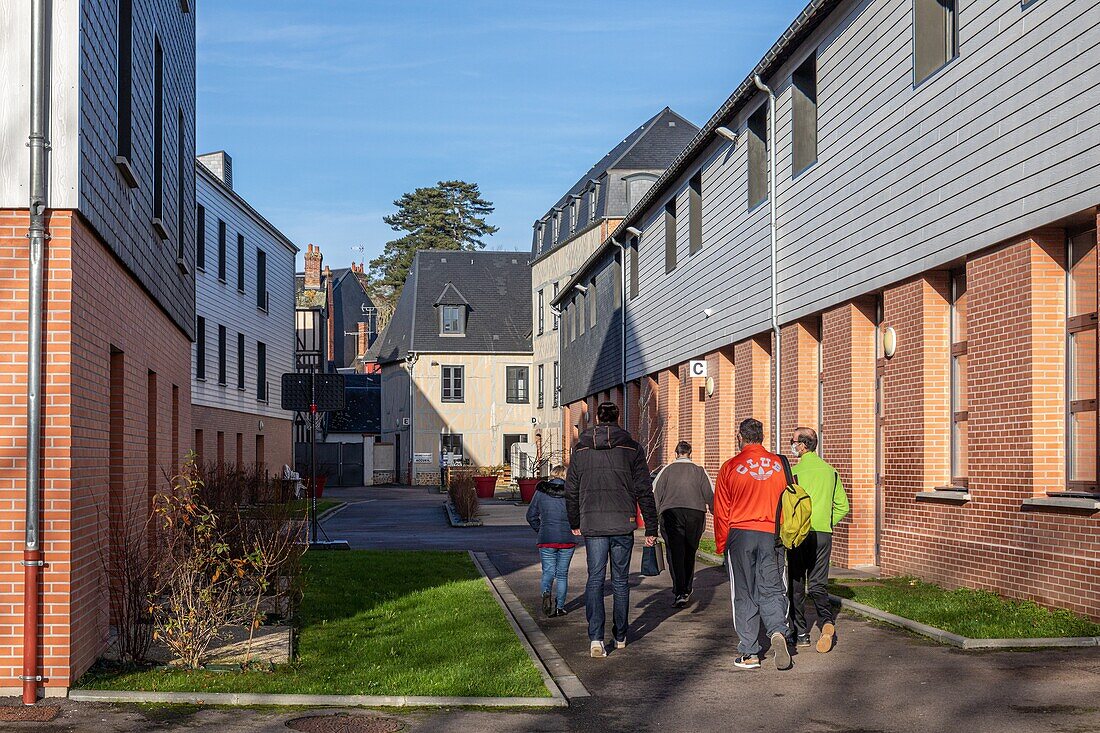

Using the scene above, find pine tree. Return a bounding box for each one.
[369,181,498,295]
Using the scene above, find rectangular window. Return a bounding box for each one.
[217,220,227,281]
[1067,229,1098,489]
[613,251,622,309]
[237,332,245,390]
[630,236,639,299]
[553,361,560,408]
[176,108,186,262]
[950,268,968,485]
[589,184,598,220]
[914,0,958,85]
[537,289,544,335]
[538,364,545,409]
[792,53,818,175]
[570,201,577,233]
[441,433,463,461]
[577,293,585,336]
[195,316,206,380]
[664,199,677,273]
[589,279,597,327]
[116,0,133,163]
[152,37,164,222]
[236,234,246,292]
[256,249,267,309]
[442,365,464,402]
[441,305,464,335]
[217,324,227,386]
[256,341,267,401]
[507,366,529,404]
[196,204,206,270]
[689,173,702,254]
[552,282,560,330]
[748,105,769,209]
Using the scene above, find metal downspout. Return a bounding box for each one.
[753,74,780,452]
[24,0,50,706]
[406,353,417,483]
[614,239,627,427]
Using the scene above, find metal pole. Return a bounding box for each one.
[23,0,50,706]
[309,376,318,545]
[754,73,780,452]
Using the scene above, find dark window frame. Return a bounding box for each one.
[442,365,465,403]
[537,289,544,335]
[913,0,959,87]
[217,220,227,282]
[747,105,769,210]
[552,282,560,330]
[506,366,529,404]
[553,361,560,408]
[256,341,267,402]
[441,433,464,461]
[195,204,206,271]
[440,305,465,336]
[217,324,227,386]
[236,233,246,292]
[115,0,133,167]
[792,53,819,176]
[256,248,267,310]
[236,332,246,390]
[629,236,639,299]
[537,363,545,409]
[664,199,677,273]
[688,172,703,254]
[195,316,206,380]
[152,36,164,224]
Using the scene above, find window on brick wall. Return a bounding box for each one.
[1067,229,1098,490]
[950,268,968,486]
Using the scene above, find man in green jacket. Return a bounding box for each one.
[788,427,849,653]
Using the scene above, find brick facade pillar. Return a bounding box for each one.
[821,298,877,568]
[780,321,820,451]
[704,346,736,477]
[626,380,641,438]
[678,362,706,466]
[658,367,681,465]
[734,335,772,450]
[879,274,951,577]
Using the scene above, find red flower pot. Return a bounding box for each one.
[314,475,327,498]
[517,478,540,503]
[474,476,497,499]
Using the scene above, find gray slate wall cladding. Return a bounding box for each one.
[617,0,1099,384]
[560,249,624,406]
[80,0,196,337]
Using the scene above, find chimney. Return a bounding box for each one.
[304,244,323,290]
[197,151,233,189]
[357,321,368,357]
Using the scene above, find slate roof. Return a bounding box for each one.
[326,373,381,434]
[374,250,533,364]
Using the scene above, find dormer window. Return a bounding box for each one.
[441,305,465,335]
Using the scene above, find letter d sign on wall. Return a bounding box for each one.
[689,360,708,378]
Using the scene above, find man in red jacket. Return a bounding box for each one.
[714,418,792,671]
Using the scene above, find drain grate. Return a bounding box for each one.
[0,705,61,722]
[286,714,402,733]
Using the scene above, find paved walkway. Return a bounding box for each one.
[23,484,1099,732]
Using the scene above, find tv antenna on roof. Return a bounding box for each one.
[350,244,366,256]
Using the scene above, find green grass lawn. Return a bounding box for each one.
[829,576,1100,639]
[698,537,717,555]
[77,551,548,698]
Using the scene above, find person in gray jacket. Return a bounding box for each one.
[652,441,714,607]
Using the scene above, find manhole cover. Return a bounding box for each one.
[286,714,402,733]
[0,705,60,722]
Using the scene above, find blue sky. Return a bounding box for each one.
[196,1,809,271]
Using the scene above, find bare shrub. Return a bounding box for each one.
[99,489,156,663]
[448,470,480,521]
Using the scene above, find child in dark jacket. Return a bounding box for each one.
[526,465,575,617]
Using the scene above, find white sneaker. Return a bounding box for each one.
[590,640,606,658]
[614,637,627,649]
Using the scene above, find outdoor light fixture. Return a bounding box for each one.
[882,327,898,358]
[716,126,739,143]
[625,226,642,237]
[574,284,588,294]
[703,307,714,318]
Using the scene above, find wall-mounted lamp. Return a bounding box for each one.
[625,226,642,238]
[703,307,714,318]
[430,360,440,367]
[715,126,739,144]
[573,284,588,294]
[882,327,897,358]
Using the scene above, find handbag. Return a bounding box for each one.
[641,541,666,576]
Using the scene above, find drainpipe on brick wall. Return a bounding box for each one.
[23,0,50,706]
[753,73,780,451]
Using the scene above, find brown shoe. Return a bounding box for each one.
[817,622,835,653]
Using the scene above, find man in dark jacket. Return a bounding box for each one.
[566,402,658,658]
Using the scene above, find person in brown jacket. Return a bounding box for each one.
[652,441,713,607]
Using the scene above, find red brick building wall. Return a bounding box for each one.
[0,211,193,692]
[703,346,735,478]
[734,335,772,450]
[658,367,680,466]
[191,405,292,471]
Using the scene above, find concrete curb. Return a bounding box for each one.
[470,552,587,702]
[316,501,349,523]
[831,595,1100,649]
[67,689,563,708]
[443,502,484,527]
[696,549,723,566]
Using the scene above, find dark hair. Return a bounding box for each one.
[596,401,619,425]
[793,427,818,452]
[675,441,692,456]
[739,418,764,444]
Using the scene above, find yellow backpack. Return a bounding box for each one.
[776,455,813,549]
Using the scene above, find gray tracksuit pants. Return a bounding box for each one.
[725,527,789,656]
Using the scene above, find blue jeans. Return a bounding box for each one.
[584,535,634,642]
[539,546,575,610]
